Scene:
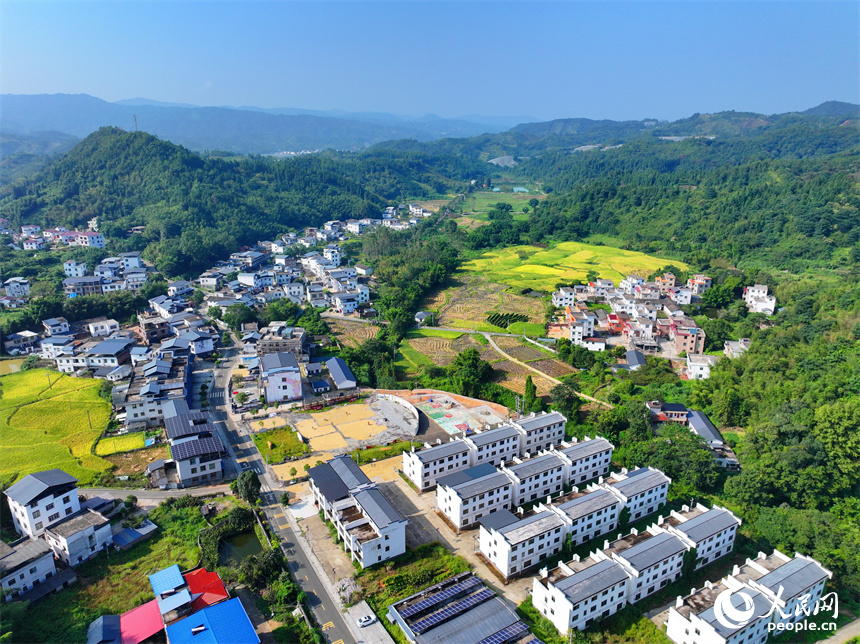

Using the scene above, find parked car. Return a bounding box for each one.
[357,615,376,627]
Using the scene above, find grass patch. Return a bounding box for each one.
[351,441,422,465]
[517,596,566,644]
[1,369,112,487]
[460,241,688,291]
[95,433,146,455]
[252,427,311,464]
[405,328,463,339]
[357,543,472,644]
[508,321,548,336]
[395,342,435,375]
[449,319,507,333]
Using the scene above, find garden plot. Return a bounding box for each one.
[329,319,379,348]
[407,337,458,366]
[504,345,550,362]
[529,359,578,378]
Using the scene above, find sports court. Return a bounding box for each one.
[414,393,508,435]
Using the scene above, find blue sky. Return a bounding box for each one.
[2,1,858,121]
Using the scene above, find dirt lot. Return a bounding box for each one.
[504,345,550,362]
[529,359,577,378]
[492,361,555,395]
[328,319,379,348]
[104,445,169,476]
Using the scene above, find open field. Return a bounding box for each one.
[504,345,551,362]
[423,274,545,332]
[252,426,311,463]
[491,360,555,395]
[1,369,112,487]
[0,359,25,375]
[460,191,545,217]
[415,198,453,212]
[529,359,577,378]
[460,241,687,291]
[104,445,169,477]
[328,319,379,348]
[95,433,145,455]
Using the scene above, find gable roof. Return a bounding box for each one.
[353,487,405,529]
[556,559,629,604]
[149,564,185,596]
[756,557,830,600]
[119,599,163,644]
[687,410,724,444]
[185,568,229,612]
[326,357,357,387]
[558,437,614,462]
[436,463,498,489]
[164,597,259,644]
[87,615,121,644]
[413,441,471,463]
[260,351,299,373]
[672,508,739,543]
[466,425,519,447]
[5,469,78,505]
[170,436,225,461]
[617,532,687,571]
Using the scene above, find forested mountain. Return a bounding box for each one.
[0,128,484,276]
[0,94,503,154]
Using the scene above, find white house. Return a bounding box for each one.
[660,504,741,570]
[461,425,521,467]
[167,280,194,297]
[500,453,566,506]
[478,509,566,579]
[544,486,621,547]
[595,529,688,603]
[620,275,645,295]
[402,440,472,491]
[323,244,342,266]
[686,354,719,379]
[552,287,577,308]
[76,231,106,248]
[686,274,712,295]
[23,237,46,251]
[603,467,670,522]
[743,284,777,315]
[332,487,407,569]
[4,470,81,538]
[87,319,120,337]
[43,509,112,566]
[4,277,30,298]
[42,317,70,336]
[533,555,629,633]
[436,463,514,530]
[0,538,58,602]
[260,351,302,403]
[553,436,615,486]
[63,260,88,278]
[668,287,693,305]
[512,411,567,454]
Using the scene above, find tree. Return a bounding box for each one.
[124,495,138,510]
[235,392,249,405]
[289,467,297,479]
[523,375,537,413]
[549,382,581,420]
[618,506,631,529]
[813,398,860,484]
[235,470,261,504]
[222,303,257,331]
[191,289,205,306]
[303,463,311,473]
[209,305,223,320]
[447,348,494,399]
[280,492,290,506]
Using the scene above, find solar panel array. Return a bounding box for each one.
[399,576,482,619]
[521,638,544,644]
[476,621,529,644]
[412,588,495,634]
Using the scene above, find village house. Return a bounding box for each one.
[43,509,113,566]
[0,538,59,602]
[402,440,473,491]
[436,463,514,530]
[743,284,777,315]
[686,353,719,379]
[544,486,622,547]
[500,453,567,505]
[76,231,106,248]
[4,277,30,298]
[552,436,615,486]
[5,470,81,538]
[478,508,566,579]
[602,467,671,522]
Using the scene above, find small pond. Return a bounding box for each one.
[218,531,263,567]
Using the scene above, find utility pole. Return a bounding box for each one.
[46,371,53,390]
[86,409,93,430]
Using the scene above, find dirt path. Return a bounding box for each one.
[482,333,613,409]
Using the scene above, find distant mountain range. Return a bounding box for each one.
[0,93,857,157]
[0,94,525,154]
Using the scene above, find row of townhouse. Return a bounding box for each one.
[477,466,674,579]
[532,503,743,635]
[402,411,568,490]
[667,550,832,644]
[308,455,408,568]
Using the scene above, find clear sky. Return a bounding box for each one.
[2,1,858,122]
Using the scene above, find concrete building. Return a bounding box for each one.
[544,487,622,547]
[603,467,670,522]
[402,441,473,491]
[44,509,112,565]
[512,411,566,454]
[260,352,302,403]
[4,277,30,298]
[63,260,87,277]
[660,505,741,570]
[553,437,614,487]
[533,555,629,633]
[687,354,719,380]
[501,453,566,506]
[42,317,70,336]
[77,231,106,248]
[478,509,566,579]
[436,464,513,530]
[743,284,777,315]
[5,470,81,538]
[332,487,407,569]
[596,529,688,603]
[0,538,58,602]
[462,425,521,468]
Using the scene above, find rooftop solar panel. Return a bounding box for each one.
[412,588,495,634]
[399,576,481,618]
[475,621,528,644]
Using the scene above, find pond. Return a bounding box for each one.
[218,531,263,567]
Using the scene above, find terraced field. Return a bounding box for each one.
[491,361,555,395]
[1,369,112,486]
[529,359,578,378]
[329,319,379,348]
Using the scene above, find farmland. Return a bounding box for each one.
[460,241,687,291]
[95,433,145,455]
[490,360,555,396]
[458,190,545,220]
[421,274,545,332]
[0,369,112,487]
[328,318,380,348]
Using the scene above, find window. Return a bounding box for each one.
[65,508,73,516]
[28,567,37,574]
[45,503,54,511]
[35,522,43,531]
[32,510,41,519]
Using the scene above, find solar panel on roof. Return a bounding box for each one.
[475,621,528,644]
[411,588,495,634]
[399,576,481,618]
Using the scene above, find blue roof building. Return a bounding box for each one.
[164,597,259,644]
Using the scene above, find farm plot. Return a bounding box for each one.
[1,369,112,487]
[329,319,379,348]
[407,337,458,366]
[504,345,551,362]
[460,241,687,291]
[424,274,544,331]
[529,359,578,378]
[491,361,555,396]
[450,335,504,362]
[95,434,145,456]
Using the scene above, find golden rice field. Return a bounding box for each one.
[95,433,146,456]
[1,369,112,486]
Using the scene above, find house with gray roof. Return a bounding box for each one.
[542,487,622,547]
[660,504,741,570]
[478,509,565,579]
[462,425,520,467]
[602,466,671,521]
[512,411,566,454]
[309,456,405,568]
[5,470,81,538]
[500,453,566,505]
[388,572,541,644]
[326,357,357,389]
[44,508,113,566]
[402,440,473,491]
[551,436,614,486]
[0,537,58,602]
[532,555,629,633]
[597,529,688,603]
[436,464,514,530]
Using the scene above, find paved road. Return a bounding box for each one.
[818,617,860,644]
[79,485,232,502]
